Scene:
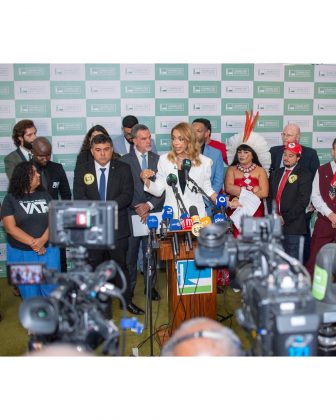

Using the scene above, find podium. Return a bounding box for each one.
[159,231,217,334]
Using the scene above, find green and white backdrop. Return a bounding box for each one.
[1,62,336,274]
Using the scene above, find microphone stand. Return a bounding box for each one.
[170,183,193,251]
[144,229,159,357]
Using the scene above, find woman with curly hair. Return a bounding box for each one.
[140,122,217,218]
[1,161,60,299]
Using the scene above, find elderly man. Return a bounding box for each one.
[161,317,243,356]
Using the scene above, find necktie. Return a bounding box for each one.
[28,153,32,161]
[329,170,336,200]
[141,154,147,170]
[99,168,106,201]
[275,169,291,214]
[40,169,48,191]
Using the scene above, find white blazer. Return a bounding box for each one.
[144,153,215,218]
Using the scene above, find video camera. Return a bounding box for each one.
[8,201,142,356]
[195,214,320,356]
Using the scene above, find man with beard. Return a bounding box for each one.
[5,119,37,180]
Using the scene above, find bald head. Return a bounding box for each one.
[32,136,52,166]
[161,317,242,356]
[281,124,301,146]
[27,343,92,357]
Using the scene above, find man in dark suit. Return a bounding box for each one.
[5,119,37,180]
[269,123,319,263]
[32,136,72,272]
[267,142,312,259]
[121,124,164,301]
[73,133,144,315]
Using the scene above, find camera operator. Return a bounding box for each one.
[73,133,144,315]
[161,317,243,356]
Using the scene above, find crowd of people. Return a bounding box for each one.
[0,113,334,356]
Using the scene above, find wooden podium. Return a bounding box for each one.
[159,231,217,334]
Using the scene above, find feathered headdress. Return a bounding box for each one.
[226,111,271,171]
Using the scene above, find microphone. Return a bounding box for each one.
[147,215,159,249]
[200,216,212,227]
[189,205,204,237]
[182,159,192,183]
[216,194,228,217]
[166,173,188,215]
[160,205,174,236]
[166,173,177,187]
[180,212,193,230]
[213,213,225,224]
[168,218,181,259]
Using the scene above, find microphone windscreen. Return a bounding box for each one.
[169,219,182,231]
[216,194,228,209]
[147,215,159,229]
[166,173,177,187]
[181,159,192,172]
[200,216,211,226]
[189,205,199,218]
[213,214,225,224]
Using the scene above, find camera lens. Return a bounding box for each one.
[198,224,227,249]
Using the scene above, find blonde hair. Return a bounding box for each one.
[168,122,201,166]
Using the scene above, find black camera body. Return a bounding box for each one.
[8,200,127,355]
[195,216,320,356]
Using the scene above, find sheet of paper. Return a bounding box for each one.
[229,189,261,231]
[131,212,163,237]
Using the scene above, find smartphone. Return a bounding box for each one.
[7,262,45,286]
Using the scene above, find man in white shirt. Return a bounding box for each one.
[306,139,336,279]
[5,119,37,180]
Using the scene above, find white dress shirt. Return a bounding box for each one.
[311,160,336,217]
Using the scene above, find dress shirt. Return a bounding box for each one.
[19,146,32,161]
[311,160,336,217]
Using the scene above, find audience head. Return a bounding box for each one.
[27,343,92,357]
[281,124,301,146]
[12,119,37,149]
[90,133,115,166]
[283,142,302,168]
[161,317,243,356]
[32,136,52,167]
[8,161,41,198]
[81,125,109,153]
[131,124,152,154]
[192,118,212,146]
[231,143,262,167]
[122,115,139,143]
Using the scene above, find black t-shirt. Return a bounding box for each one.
[0,190,52,250]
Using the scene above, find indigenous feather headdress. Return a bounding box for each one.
[226,111,271,171]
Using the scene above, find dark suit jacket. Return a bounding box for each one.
[73,158,134,239]
[267,163,312,235]
[120,149,165,216]
[270,145,320,177]
[35,161,72,200]
[4,148,27,180]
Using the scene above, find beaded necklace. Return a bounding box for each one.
[236,163,257,174]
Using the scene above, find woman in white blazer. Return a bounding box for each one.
[140,122,217,218]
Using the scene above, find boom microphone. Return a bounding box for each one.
[182,159,192,182]
[166,173,188,215]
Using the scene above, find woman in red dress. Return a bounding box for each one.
[225,143,269,237]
